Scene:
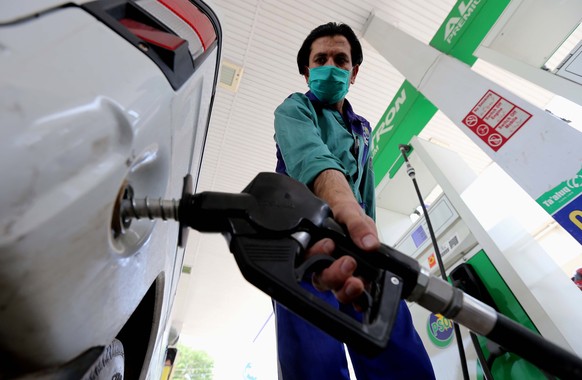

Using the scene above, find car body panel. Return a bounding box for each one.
[0,1,220,377]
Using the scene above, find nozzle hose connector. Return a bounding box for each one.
[398,144,412,155]
[405,161,415,178]
[121,197,180,222]
[399,144,415,178]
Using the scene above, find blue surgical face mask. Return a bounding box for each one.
[308,66,351,104]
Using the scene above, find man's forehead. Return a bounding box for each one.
[310,35,351,54]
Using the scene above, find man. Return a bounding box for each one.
[273,22,435,379]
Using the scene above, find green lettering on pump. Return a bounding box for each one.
[431,321,439,335]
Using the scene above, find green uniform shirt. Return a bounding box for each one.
[274,92,376,220]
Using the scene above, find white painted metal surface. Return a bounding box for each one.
[0,1,219,377]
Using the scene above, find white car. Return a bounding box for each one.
[0,0,221,378]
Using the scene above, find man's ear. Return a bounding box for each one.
[350,64,359,84]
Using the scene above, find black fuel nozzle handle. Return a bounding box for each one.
[317,217,422,299]
[175,172,405,354]
[228,235,403,355]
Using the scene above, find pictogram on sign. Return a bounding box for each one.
[428,253,436,269]
[488,133,503,148]
[476,124,489,136]
[462,90,532,152]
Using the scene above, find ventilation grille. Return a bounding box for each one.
[219,60,243,92]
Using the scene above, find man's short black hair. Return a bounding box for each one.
[297,22,363,75]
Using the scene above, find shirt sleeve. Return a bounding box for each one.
[274,93,347,186]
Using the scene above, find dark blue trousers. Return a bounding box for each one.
[274,281,435,380]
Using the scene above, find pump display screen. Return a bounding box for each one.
[411,225,428,248]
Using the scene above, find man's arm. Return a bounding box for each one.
[274,96,377,303]
[309,169,380,304]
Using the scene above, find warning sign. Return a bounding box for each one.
[462,90,532,152]
[428,253,436,269]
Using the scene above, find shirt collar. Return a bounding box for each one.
[305,91,366,136]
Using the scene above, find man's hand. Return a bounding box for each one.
[308,170,380,305]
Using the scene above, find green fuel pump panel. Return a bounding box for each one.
[452,251,550,379]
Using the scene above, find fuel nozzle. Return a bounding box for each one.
[118,174,192,246]
[120,197,180,223]
[117,174,257,246]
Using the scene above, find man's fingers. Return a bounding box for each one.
[333,277,365,304]
[312,256,356,292]
[305,203,379,304]
[305,238,334,259]
[346,216,380,251]
[308,248,367,305]
[333,203,380,251]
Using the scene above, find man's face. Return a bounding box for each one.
[304,35,359,84]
